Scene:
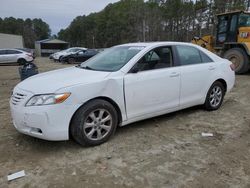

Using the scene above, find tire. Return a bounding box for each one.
[223,48,249,74]
[70,99,118,146]
[18,59,27,65]
[61,59,67,64]
[59,56,63,62]
[204,81,225,111]
[68,57,75,64]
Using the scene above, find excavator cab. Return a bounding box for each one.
[192,11,250,74]
[216,11,250,46]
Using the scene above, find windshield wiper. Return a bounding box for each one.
[84,66,94,70]
[77,65,96,70]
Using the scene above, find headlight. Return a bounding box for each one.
[26,93,71,106]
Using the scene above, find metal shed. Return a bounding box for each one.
[35,39,69,57]
[0,33,24,49]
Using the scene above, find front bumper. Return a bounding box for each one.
[10,88,79,141]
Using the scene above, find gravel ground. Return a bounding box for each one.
[0,58,250,188]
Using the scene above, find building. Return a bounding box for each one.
[35,39,69,57]
[0,33,24,49]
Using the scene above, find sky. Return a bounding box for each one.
[0,0,120,35]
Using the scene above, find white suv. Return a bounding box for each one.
[0,49,33,65]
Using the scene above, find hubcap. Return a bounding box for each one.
[209,86,222,108]
[229,56,240,69]
[83,109,112,141]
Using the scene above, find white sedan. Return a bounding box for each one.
[10,42,235,146]
[50,47,87,62]
[0,49,33,65]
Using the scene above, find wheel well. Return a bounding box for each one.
[17,58,26,62]
[216,79,227,92]
[95,97,122,124]
[69,97,123,138]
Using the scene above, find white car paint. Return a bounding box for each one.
[10,42,235,141]
[0,49,33,64]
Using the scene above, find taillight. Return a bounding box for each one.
[26,53,33,58]
[230,63,235,71]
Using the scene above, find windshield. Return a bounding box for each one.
[79,46,144,72]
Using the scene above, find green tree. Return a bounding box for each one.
[0,17,51,48]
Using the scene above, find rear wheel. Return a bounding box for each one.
[70,99,118,146]
[18,59,27,65]
[223,48,249,74]
[68,57,75,64]
[204,81,225,111]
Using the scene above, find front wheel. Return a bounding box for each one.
[204,81,225,111]
[70,99,118,146]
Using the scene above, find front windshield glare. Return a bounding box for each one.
[80,46,144,72]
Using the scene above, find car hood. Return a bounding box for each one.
[16,67,111,94]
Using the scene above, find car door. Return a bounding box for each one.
[175,45,217,108]
[5,50,21,63]
[75,50,85,62]
[0,50,8,63]
[124,46,181,119]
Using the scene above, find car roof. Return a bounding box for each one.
[0,48,24,52]
[68,47,87,50]
[117,41,199,47]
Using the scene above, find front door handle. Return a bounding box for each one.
[170,72,180,77]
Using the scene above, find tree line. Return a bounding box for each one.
[58,0,250,48]
[0,0,249,49]
[0,17,51,48]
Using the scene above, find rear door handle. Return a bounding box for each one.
[170,72,180,77]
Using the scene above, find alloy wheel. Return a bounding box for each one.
[83,109,112,141]
[209,86,222,108]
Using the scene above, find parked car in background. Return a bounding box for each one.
[61,49,99,64]
[50,47,87,62]
[16,48,35,58]
[0,49,33,65]
[10,42,235,146]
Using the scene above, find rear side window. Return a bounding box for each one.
[200,51,213,62]
[6,50,22,54]
[176,45,213,65]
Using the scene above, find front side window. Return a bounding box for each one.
[131,46,173,72]
[0,50,6,55]
[176,45,212,65]
[80,46,144,72]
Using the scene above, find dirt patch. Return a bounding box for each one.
[0,58,250,188]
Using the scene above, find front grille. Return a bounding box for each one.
[11,92,27,105]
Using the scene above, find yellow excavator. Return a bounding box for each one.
[192,10,250,74]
